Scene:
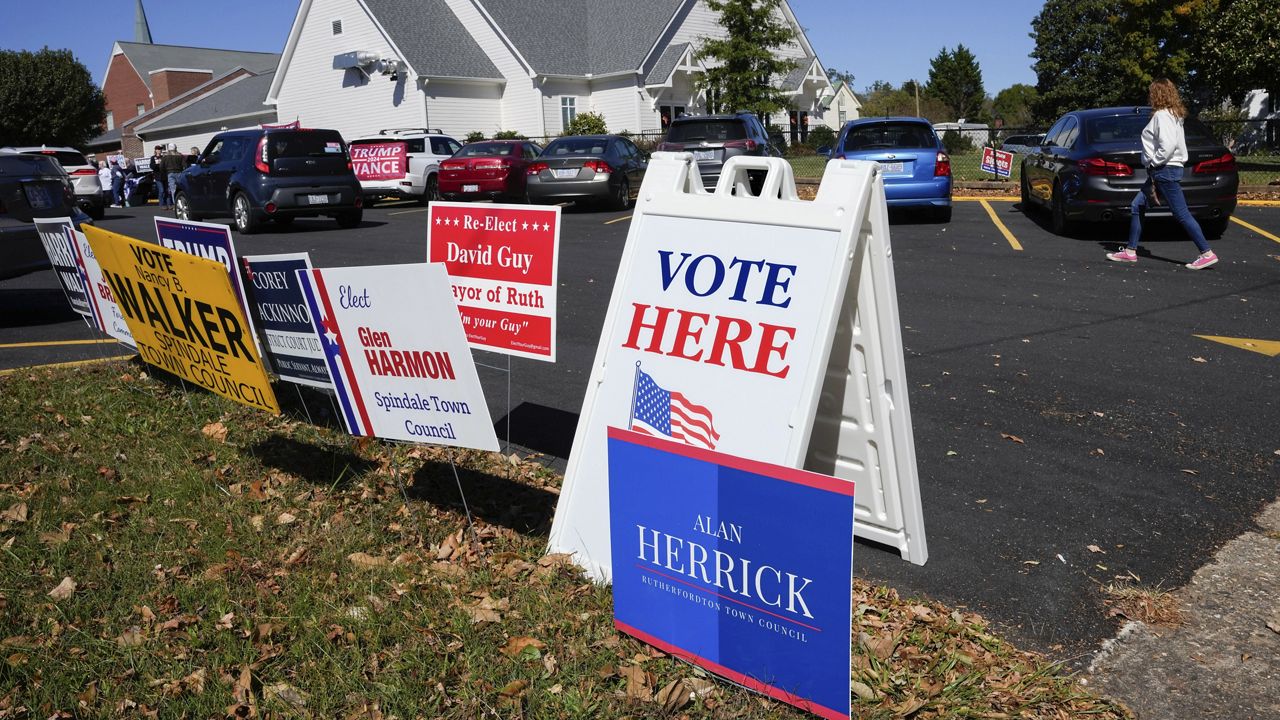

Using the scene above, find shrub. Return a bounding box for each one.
[942,129,973,154]
[565,112,609,136]
[805,125,836,150]
[493,130,526,140]
[464,131,485,143]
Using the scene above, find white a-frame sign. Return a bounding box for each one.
[549,154,927,581]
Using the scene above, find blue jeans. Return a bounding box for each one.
[155,175,169,206]
[168,175,179,204]
[1127,165,1210,253]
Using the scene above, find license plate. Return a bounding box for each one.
[553,168,578,179]
[463,184,479,193]
[24,184,53,209]
[878,161,905,174]
[693,150,716,161]
[307,194,329,205]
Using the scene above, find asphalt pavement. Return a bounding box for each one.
[2,197,1277,663]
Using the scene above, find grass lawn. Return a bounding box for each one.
[0,359,1132,719]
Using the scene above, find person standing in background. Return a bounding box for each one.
[98,158,113,207]
[151,145,169,209]
[162,144,187,214]
[109,156,125,208]
[186,146,200,167]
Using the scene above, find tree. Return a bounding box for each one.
[992,84,1039,128]
[697,0,797,119]
[1030,0,1135,122]
[859,80,950,122]
[564,111,609,136]
[0,48,104,148]
[1198,0,1280,104]
[925,45,986,121]
[826,67,855,88]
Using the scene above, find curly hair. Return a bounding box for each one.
[1148,78,1187,118]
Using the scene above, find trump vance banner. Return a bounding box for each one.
[83,225,279,414]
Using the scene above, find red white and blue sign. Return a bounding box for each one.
[154,217,258,351]
[980,147,1013,178]
[242,253,331,389]
[34,218,94,324]
[608,427,854,719]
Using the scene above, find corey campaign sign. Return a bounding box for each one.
[428,202,559,361]
[34,218,94,323]
[242,253,331,389]
[351,142,407,181]
[609,427,854,720]
[83,225,279,414]
[295,263,499,451]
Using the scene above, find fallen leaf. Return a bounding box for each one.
[619,664,653,701]
[1023,560,1040,566]
[1087,545,1106,554]
[48,577,76,601]
[275,512,297,526]
[1,503,27,523]
[1181,469,1199,476]
[263,682,307,709]
[1000,433,1025,444]
[249,515,264,532]
[347,552,387,569]
[116,627,145,647]
[201,422,228,442]
[500,636,545,659]
[852,680,877,701]
[1266,620,1280,635]
[655,679,690,713]
[497,679,529,698]
[216,612,235,631]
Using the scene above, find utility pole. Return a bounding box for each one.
[914,81,921,118]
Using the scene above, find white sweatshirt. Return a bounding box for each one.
[1140,109,1188,169]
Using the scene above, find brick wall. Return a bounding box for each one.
[150,70,213,105]
[103,52,151,129]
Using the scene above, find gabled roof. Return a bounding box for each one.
[645,42,690,86]
[781,56,820,91]
[86,127,122,149]
[478,0,685,77]
[136,71,277,134]
[362,0,501,79]
[115,41,280,91]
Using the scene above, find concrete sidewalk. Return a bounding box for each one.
[1087,499,1280,719]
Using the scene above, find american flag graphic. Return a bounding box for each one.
[630,367,720,450]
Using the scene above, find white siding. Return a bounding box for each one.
[539,78,589,135]
[274,0,424,140]
[426,81,502,138]
[668,1,807,63]
[144,120,269,157]
[589,75,644,133]
[444,0,543,136]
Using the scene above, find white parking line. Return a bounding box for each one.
[388,207,429,216]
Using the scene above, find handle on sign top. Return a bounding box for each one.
[714,156,798,201]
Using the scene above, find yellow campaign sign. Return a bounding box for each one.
[83,225,280,414]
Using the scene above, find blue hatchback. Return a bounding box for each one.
[822,118,952,221]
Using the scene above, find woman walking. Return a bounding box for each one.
[1106,78,1219,270]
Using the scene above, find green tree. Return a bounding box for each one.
[860,80,950,121]
[1198,0,1280,104]
[826,67,855,88]
[925,45,986,121]
[697,0,797,119]
[564,111,609,136]
[1030,0,1134,121]
[992,84,1039,128]
[0,48,104,147]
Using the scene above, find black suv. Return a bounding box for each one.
[174,128,363,234]
[1,153,93,280]
[658,112,782,190]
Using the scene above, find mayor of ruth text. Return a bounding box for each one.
[444,241,544,312]
[622,250,797,379]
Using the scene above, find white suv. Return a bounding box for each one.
[1,145,105,219]
[348,128,461,204]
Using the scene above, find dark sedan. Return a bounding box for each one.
[438,140,543,203]
[526,135,647,210]
[1,153,92,280]
[1020,106,1238,237]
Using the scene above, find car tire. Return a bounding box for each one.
[612,178,631,211]
[1019,172,1032,210]
[933,205,952,223]
[1201,217,1229,240]
[336,209,363,229]
[233,193,260,234]
[174,192,196,221]
[420,174,439,206]
[1050,181,1072,236]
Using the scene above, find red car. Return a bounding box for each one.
[438,140,544,202]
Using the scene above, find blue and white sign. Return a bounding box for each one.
[154,217,258,350]
[608,426,854,720]
[34,217,94,324]
[242,253,331,388]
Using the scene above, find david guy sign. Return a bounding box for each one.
[609,428,854,720]
[295,263,499,451]
[428,202,559,361]
[83,225,279,414]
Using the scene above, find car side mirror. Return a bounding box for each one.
[816,146,832,158]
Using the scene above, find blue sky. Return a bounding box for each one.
[0,0,1041,94]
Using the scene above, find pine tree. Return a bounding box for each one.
[697,0,797,119]
[925,45,986,122]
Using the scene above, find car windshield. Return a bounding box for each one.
[544,138,608,156]
[457,142,516,157]
[842,123,934,151]
[1086,114,1214,144]
[668,121,747,142]
[269,131,346,158]
[26,150,88,167]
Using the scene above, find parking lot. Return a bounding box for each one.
[3,195,1277,658]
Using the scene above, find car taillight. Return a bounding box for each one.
[441,160,465,171]
[934,151,951,177]
[1193,152,1236,174]
[723,139,758,151]
[476,158,511,168]
[526,162,548,175]
[583,159,613,173]
[656,142,683,152]
[71,168,97,176]
[1077,157,1132,176]
[265,202,277,214]
[255,136,270,174]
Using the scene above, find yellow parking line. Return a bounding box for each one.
[604,215,632,225]
[955,196,1018,202]
[1230,216,1280,245]
[0,354,135,377]
[978,200,1023,251]
[388,207,429,216]
[1239,200,1280,207]
[0,338,119,349]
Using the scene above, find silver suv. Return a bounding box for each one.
[657,113,782,191]
[348,128,461,204]
[1,146,105,219]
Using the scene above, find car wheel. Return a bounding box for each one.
[233,193,260,234]
[933,205,952,223]
[420,174,440,206]
[1019,172,1032,210]
[1201,217,1229,240]
[612,178,631,211]
[174,192,195,221]
[1050,181,1071,236]
[336,209,362,229]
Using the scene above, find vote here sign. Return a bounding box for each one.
[83,225,279,414]
[351,142,407,181]
[295,263,499,451]
[427,202,559,361]
[609,427,854,720]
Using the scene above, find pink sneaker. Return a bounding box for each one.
[1185,251,1218,270]
[1106,247,1137,263]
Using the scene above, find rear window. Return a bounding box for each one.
[457,142,516,157]
[668,120,747,143]
[544,138,608,156]
[25,150,88,167]
[1085,114,1214,144]
[841,122,936,151]
[0,154,64,176]
[268,131,347,158]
